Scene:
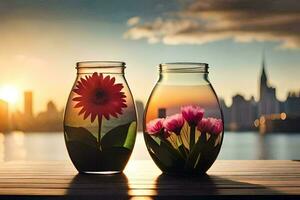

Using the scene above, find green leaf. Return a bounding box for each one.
[144,133,160,155]
[64,126,97,148]
[144,133,184,170]
[66,141,131,172]
[159,141,185,169]
[144,133,168,171]
[185,132,206,170]
[194,134,219,171]
[178,144,188,159]
[101,122,134,149]
[64,125,133,172]
[123,121,137,150]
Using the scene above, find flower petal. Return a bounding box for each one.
[91,113,97,123]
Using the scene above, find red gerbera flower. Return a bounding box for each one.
[72,72,127,122]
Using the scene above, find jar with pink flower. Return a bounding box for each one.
[144,63,224,175]
[64,61,137,174]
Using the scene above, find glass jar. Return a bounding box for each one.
[143,63,224,174]
[64,61,137,174]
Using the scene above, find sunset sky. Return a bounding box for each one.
[0,0,300,114]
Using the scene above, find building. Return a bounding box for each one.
[258,56,280,116]
[34,101,63,132]
[219,98,231,130]
[11,92,64,132]
[158,108,166,118]
[230,95,257,131]
[284,91,300,116]
[22,91,35,131]
[24,91,33,118]
[11,110,23,131]
[0,100,9,132]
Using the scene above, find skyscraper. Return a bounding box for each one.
[0,100,9,132]
[258,54,280,116]
[285,91,300,116]
[230,95,256,130]
[158,108,166,118]
[24,91,33,117]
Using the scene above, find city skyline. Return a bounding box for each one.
[0,91,64,132]
[0,54,299,133]
[0,54,298,115]
[221,55,300,132]
[0,90,146,132]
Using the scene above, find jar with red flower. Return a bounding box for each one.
[144,63,224,174]
[64,61,137,174]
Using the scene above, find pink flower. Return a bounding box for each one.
[197,118,223,135]
[163,114,184,135]
[146,118,164,136]
[197,118,212,133]
[181,105,205,126]
[211,119,223,135]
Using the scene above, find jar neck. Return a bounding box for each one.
[76,61,125,74]
[158,62,210,85]
[160,62,208,73]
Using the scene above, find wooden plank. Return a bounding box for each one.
[0,160,298,199]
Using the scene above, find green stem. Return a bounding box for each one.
[158,135,184,159]
[98,115,102,150]
[190,125,196,151]
[178,136,188,156]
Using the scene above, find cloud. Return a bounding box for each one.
[124,0,300,49]
[127,16,140,26]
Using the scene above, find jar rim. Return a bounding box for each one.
[76,61,126,69]
[159,62,209,73]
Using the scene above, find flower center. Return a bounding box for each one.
[92,89,109,105]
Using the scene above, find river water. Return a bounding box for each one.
[0,131,299,161]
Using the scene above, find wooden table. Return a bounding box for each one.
[0,160,299,199]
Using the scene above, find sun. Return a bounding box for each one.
[0,85,20,104]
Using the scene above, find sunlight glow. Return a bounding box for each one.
[0,85,20,104]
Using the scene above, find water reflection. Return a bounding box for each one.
[219,132,300,159]
[0,131,68,161]
[0,131,27,161]
[258,134,268,159]
[0,131,299,161]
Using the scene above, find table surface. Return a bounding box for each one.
[0,160,299,199]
